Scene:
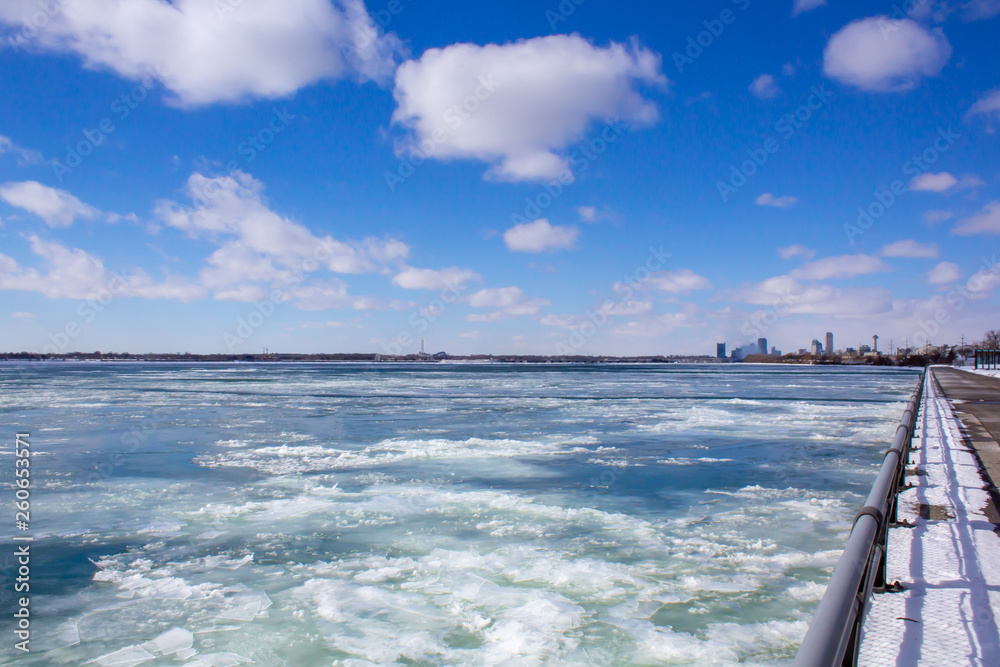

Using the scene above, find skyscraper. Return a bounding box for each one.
[757,338,768,355]
[825,332,834,355]
[717,342,726,359]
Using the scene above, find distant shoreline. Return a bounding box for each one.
[0,352,941,366]
[0,352,703,364]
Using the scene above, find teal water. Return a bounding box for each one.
[0,362,919,665]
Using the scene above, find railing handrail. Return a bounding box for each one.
[792,369,926,667]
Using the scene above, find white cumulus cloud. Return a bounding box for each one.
[541,300,651,328]
[756,193,798,207]
[961,0,1000,21]
[199,242,282,291]
[156,171,408,274]
[923,210,954,224]
[577,206,599,223]
[881,239,939,258]
[793,0,827,16]
[967,89,1000,119]
[155,171,411,309]
[740,276,894,317]
[953,201,1000,235]
[910,172,958,192]
[0,135,44,165]
[539,314,580,328]
[749,74,780,99]
[778,245,816,260]
[503,219,579,253]
[645,269,713,294]
[392,267,480,290]
[927,261,961,284]
[466,286,549,321]
[823,17,951,92]
[0,235,204,301]
[0,181,99,227]
[0,0,400,106]
[392,35,665,182]
[790,254,891,280]
[614,309,702,337]
[289,279,401,311]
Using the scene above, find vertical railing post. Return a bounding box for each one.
[872,517,888,591]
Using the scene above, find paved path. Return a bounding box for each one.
[858,368,1000,665]
[935,367,1000,497]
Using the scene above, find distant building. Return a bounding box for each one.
[771,346,781,356]
[733,343,760,361]
[811,339,823,355]
[798,348,807,355]
[717,342,727,359]
[826,332,834,355]
[757,338,768,355]
[859,344,872,355]
[845,347,857,357]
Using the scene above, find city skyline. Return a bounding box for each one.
[719,326,965,358]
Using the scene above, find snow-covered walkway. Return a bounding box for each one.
[858,371,1000,665]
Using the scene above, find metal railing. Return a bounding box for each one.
[975,349,1000,370]
[792,369,926,667]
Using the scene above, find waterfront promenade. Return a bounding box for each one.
[858,367,1000,665]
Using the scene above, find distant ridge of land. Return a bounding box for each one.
[0,351,957,366]
[0,351,715,363]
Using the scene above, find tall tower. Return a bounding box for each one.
[757,338,768,355]
[873,334,879,354]
[717,342,726,359]
[825,332,834,355]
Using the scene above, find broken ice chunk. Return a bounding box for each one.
[217,593,270,622]
[54,621,81,648]
[90,644,155,666]
[151,627,194,655]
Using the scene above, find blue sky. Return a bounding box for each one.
[1,0,999,356]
